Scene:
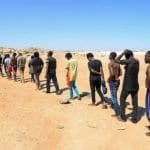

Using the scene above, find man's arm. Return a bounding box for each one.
[65,62,69,70]
[41,58,44,67]
[116,51,125,61]
[146,66,150,88]
[100,66,105,81]
[45,59,49,78]
[108,63,113,76]
[115,50,129,65]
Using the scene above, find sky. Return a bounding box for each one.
[0,0,150,51]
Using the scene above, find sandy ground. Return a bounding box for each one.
[0,52,150,150]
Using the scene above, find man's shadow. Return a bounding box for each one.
[96,96,111,106]
[40,80,69,93]
[16,76,31,83]
[70,91,91,100]
[126,106,145,122]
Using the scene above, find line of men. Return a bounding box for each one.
[0,53,26,82]
[0,50,150,129]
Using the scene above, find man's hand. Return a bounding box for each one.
[101,80,106,86]
[91,68,96,73]
[91,68,101,75]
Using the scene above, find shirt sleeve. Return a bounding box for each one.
[118,59,129,65]
[99,60,102,67]
[88,62,91,71]
[41,58,44,66]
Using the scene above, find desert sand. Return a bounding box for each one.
[0,52,150,150]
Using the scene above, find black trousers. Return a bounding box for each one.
[90,78,105,103]
[46,74,59,92]
[120,90,138,119]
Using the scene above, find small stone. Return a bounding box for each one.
[117,127,126,130]
[87,122,97,128]
[59,98,70,104]
[57,125,64,129]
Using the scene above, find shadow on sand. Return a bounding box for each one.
[126,106,145,123]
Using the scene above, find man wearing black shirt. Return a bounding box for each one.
[31,52,43,89]
[86,53,107,108]
[116,49,139,123]
[45,51,61,95]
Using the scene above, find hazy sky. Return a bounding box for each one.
[0,0,150,50]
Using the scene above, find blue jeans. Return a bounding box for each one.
[69,81,80,99]
[109,80,120,116]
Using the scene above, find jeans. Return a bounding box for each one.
[90,78,106,104]
[69,81,80,99]
[120,89,138,120]
[46,74,60,92]
[109,80,120,116]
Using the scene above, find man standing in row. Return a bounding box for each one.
[145,51,150,130]
[30,52,44,90]
[17,53,26,83]
[0,54,3,76]
[108,52,122,117]
[116,50,139,123]
[45,51,61,95]
[86,53,107,108]
[11,53,17,81]
[65,53,81,100]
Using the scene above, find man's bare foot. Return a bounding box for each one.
[101,104,107,109]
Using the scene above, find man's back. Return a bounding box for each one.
[18,56,26,68]
[31,57,43,74]
[5,57,11,66]
[123,57,139,91]
[11,57,17,68]
[46,57,56,74]
[31,57,43,66]
[67,58,78,81]
[109,62,121,80]
[88,59,102,79]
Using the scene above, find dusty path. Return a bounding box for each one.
[0,77,150,150]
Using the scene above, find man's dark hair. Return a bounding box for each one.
[125,50,133,59]
[31,55,34,59]
[65,53,72,59]
[110,52,117,59]
[146,51,150,55]
[48,51,53,57]
[86,53,94,59]
[13,53,17,57]
[34,52,39,58]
